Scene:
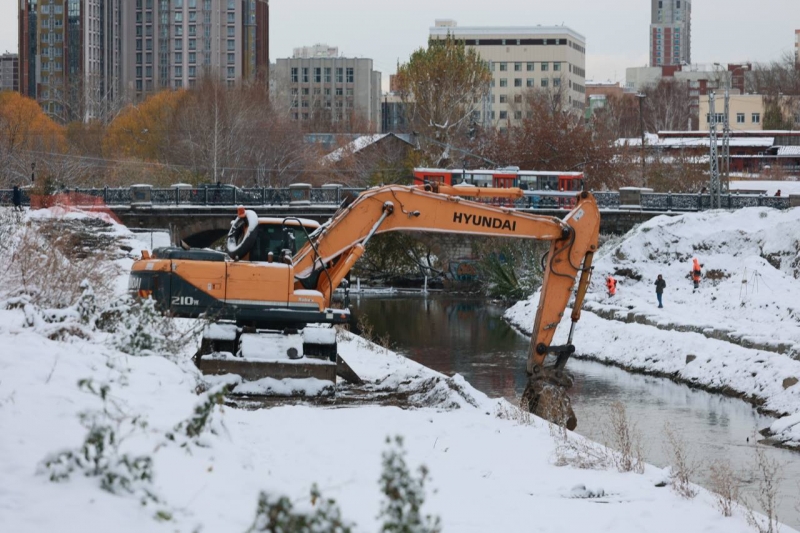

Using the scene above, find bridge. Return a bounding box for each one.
[2,185,796,248]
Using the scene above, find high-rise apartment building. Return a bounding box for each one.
[121,0,269,98]
[428,20,587,127]
[273,54,382,130]
[18,0,123,120]
[19,0,269,121]
[650,0,691,67]
[0,53,20,92]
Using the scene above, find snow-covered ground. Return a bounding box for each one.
[508,206,800,449]
[0,207,792,532]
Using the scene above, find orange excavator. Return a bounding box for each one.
[130,183,599,427]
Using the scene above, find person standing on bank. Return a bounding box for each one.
[12,184,23,212]
[655,274,666,308]
[606,275,617,297]
[692,257,702,292]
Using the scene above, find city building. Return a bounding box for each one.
[293,44,338,59]
[273,53,382,130]
[19,0,126,120]
[121,0,270,98]
[650,0,691,67]
[18,0,269,121]
[795,29,799,65]
[699,94,800,132]
[381,92,408,133]
[0,53,19,92]
[584,81,630,121]
[626,63,752,127]
[428,20,587,127]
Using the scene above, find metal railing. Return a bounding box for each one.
[0,186,794,212]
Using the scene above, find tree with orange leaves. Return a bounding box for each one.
[103,89,186,162]
[0,92,67,187]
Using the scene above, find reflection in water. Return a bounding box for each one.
[353,294,800,529]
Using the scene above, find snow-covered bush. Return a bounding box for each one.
[379,436,441,533]
[40,379,157,504]
[100,297,187,357]
[247,484,352,533]
[602,402,645,474]
[663,422,699,499]
[166,384,230,449]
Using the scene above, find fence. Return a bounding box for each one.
[0,186,795,212]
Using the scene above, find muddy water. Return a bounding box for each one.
[352,294,800,529]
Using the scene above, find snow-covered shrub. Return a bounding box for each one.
[745,445,783,533]
[166,384,230,449]
[663,422,699,499]
[552,428,613,471]
[601,402,645,474]
[708,459,740,517]
[1,282,98,340]
[40,379,157,504]
[378,435,441,533]
[247,484,352,533]
[1,219,118,308]
[100,297,186,357]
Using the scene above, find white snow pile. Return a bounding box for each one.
[0,207,791,532]
[507,206,800,449]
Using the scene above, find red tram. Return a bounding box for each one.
[412,168,585,207]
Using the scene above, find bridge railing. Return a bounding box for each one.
[0,186,797,212]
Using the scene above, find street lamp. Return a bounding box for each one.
[637,93,647,187]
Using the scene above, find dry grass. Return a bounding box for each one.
[1,218,118,308]
[601,402,645,474]
[551,424,613,471]
[709,459,741,517]
[495,397,535,427]
[745,444,783,533]
[663,421,700,499]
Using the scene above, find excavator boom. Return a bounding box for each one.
[293,185,600,381]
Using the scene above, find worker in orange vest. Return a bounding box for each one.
[692,258,702,292]
[606,275,617,297]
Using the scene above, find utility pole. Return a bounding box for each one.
[637,93,647,187]
[722,80,731,195]
[708,92,720,209]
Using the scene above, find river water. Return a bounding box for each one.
[352,294,800,529]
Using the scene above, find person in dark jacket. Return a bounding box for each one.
[655,274,666,308]
[12,185,23,212]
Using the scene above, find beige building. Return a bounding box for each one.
[273,55,382,130]
[293,44,338,59]
[428,20,587,128]
[698,94,778,131]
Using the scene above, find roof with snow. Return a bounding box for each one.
[321,133,415,164]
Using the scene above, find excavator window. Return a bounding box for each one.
[249,224,311,262]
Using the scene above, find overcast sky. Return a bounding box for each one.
[1,0,797,90]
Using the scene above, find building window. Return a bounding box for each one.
[291,68,298,83]
[302,67,309,82]
[514,78,522,87]
[314,67,321,82]
[336,68,343,83]
[514,111,522,120]
[227,12,235,23]
[499,62,507,71]
[553,78,561,87]
[752,113,761,124]
[228,53,235,64]
[526,78,534,87]
[541,62,549,71]
[174,66,183,77]
[188,66,196,77]
[346,67,354,83]
[499,111,507,119]
[335,88,343,96]
[499,95,507,103]
[302,88,309,95]
[227,40,234,51]
[541,79,549,88]
[553,62,561,72]
[499,78,507,87]
[175,52,183,63]
[526,62,534,71]
[514,94,522,103]
[324,67,331,82]
[188,52,196,64]
[514,62,521,71]
[227,67,235,78]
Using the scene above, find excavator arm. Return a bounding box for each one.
[292,185,600,386]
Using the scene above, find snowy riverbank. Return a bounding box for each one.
[507,206,800,449]
[0,207,792,532]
